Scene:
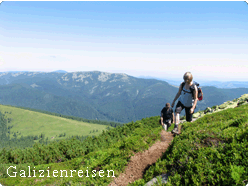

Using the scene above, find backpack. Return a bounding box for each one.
[162,107,174,122]
[159,108,174,124]
[181,81,203,101]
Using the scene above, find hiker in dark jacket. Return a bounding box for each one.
[171,72,198,134]
[161,103,174,131]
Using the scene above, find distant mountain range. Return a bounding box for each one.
[3,71,247,89]
[0,71,247,123]
[52,70,68,73]
[138,76,248,89]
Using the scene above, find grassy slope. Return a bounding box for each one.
[0,104,109,141]
[0,116,163,186]
[0,96,248,186]
[131,103,248,186]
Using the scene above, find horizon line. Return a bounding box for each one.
[0,70,248,82]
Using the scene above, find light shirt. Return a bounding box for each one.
[179,85,194,107]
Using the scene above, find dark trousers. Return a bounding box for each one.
[175,101,193,122]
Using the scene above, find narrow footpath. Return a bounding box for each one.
[109,130,174,186]
[109,118,199,186]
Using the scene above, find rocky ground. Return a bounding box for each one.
[192,94,248,119]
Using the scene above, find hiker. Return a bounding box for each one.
[171,72,198,134]
[160,103,174,131]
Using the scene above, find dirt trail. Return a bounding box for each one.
[108,130,175,186]
[109,118,199,186]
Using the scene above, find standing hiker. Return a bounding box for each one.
[171,72,198,134]
[161,103,174,131]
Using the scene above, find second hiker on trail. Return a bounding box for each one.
[171,72,198,134]
[161,103,174,131]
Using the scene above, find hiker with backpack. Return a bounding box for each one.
[171,72,203,134]
[160,103,174,131]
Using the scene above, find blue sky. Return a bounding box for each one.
[0,1,248,81]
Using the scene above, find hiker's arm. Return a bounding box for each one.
[172,83,182,107]
[191,86,198,111]
[160,113,164,125]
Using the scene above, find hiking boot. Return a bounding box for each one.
[171,124,178,134]
[171,128,177,134]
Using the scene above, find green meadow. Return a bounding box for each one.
[0,104,109,141]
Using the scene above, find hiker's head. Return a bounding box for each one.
[183,72,193,83]
[166,103,171,109]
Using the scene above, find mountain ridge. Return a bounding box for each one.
[0,71,247,123]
